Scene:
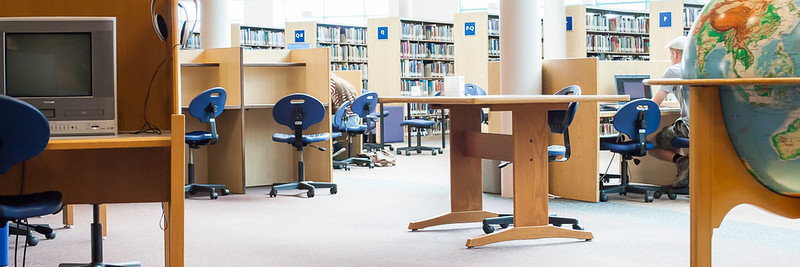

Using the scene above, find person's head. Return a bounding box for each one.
[666,36,687,64]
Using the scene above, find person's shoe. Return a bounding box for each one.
[672,155,689,188]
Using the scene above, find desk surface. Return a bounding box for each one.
[47,133,172,150]
[380,95,629,105]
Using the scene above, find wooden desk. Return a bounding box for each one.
[645,78,800,267]
[380,95,627,247]
[0,116,185,267]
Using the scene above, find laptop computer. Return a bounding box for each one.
[614,74,651,105]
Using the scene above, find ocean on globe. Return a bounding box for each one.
[683,0,800,196]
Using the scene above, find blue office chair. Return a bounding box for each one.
[362,109,392,152]
[185,87,231,199]
[397,91,445,156]
[270,93,338,198]
[332,92,377,168]
[464,83,489,124]
[599,99,661,202]
[653,137,690,200]
[482,85,585,233]
[0,96,62,250]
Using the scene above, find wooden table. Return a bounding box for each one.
[380,95,627,247]
[645,78,800,267]
[0,115,185,267]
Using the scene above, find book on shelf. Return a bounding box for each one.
[317,25,367,44]
[586,34,649,54]
[239,27,285,48]
[683,6,703,30]
[585,12,649,33]
[401,22,453,42]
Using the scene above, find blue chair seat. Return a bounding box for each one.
[600,140,655,153]
[671,137,690,148]
[0,191,62,222]
[346,124,368,132]
[548,145,566,157]
[400,119,436,127]
[185,131,214,142]
[272,132,332,144]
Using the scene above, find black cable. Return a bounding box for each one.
[134,43,179,135]
[22,219,27,267]
[13,225,19,267]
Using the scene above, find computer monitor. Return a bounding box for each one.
[614,74,651,103]
[0,17,117,136]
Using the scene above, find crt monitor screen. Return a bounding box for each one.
[4,33,92,97]
[614,74,651,101]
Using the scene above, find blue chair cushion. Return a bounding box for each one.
[331,132,342,139]
[185,131,214,142]
[401,119,436,127]
[346,124,368,132]
[0,191,62,222]
[272,132,332,144]
[600,140,655,153]
[548,145,566,157]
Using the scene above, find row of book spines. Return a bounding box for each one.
[683,7,702,28]
[401,61,454,77]
[240,29,285,47]
[184,35,200,49]
[586,34,649,54]
[488,18,500,35]
[316,26,367,44]
[321,44,367,62]
[489,38,499,56]
[585,13,649,33]
[330,63,368,80]
[400,42,455,60]
[401,23,453,42]
[600,122,619,136]
[401,80,443,97]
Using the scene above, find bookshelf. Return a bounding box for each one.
[285,21,368,89]
[566,5,650,61]
[231,23,285,50]
[683,2,705,35]
[179,47,333,191]
[648,0,706,61]
[183,32,200,49]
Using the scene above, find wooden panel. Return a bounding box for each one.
[291,48,333,182]
[285,21,318,46]
[512,107,550,226]
[649,0,684,61]
[381,95,627,104]
[243,67,305,105]
[47,135,170,150]
[203,48,244,107]
[0,148,171,204]
[463,132,513,161]
[0,0,177,131]
[368,17,402,97]
[565,5,588,58]
[454,12,490,89]
[167,114,185,267]
[449,107,484,212]
[243,108,296,186]
[207,109,245,193]
[542,58,599,202]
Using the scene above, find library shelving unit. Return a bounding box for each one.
[285,21,368,89]
[454,12,499,92]
[183,32,200,49]
[179,47,333,192]
[648,0,706,61]
[566,5,650,61]
[231,23,285,50]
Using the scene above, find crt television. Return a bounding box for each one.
[614,74,651,104]
[0,17,117,136]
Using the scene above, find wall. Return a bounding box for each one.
[409,0,459,21]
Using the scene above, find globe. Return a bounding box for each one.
[683,0,800,196]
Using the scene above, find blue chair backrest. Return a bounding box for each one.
[464,83,487,96]
[332,100,350,131]
[273,93,326,130]
[189,87,227,123]
[0,95,50,174]
[548,85,581,133]
[613,99,661,140]
[351,92,378,118]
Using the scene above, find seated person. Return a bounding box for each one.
[330,73,359,156]
[649,36,690,189]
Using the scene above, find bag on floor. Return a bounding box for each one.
[360,150,396,167]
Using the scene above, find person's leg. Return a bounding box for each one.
[652,122,690,187]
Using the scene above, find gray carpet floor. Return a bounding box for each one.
[6,137,800,266]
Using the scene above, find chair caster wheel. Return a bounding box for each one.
[189,189,197,195]
[307,190,315,198]
[572,224,584,231]
[645,194,654,203]
[221,189,230,196]
[369,163,374,169]
[438,149,443,154]
[432,150,437,155]
[330,187,338,194]
[397,150,402,155]
[406,151,411,156]
[669,193,678,200]
[553,223,562,227]
[416,150,421,154]
[499,224,509,229]
[269,189,277,198]
[45,232,56,239]
[210,192,219,200]
[345,167,351,171]
[389,147,394,151]
[619,192,626,196]
[600,193,609,202]
[653,191,662,199]
[27,236,39,246]
[482,223,495,234]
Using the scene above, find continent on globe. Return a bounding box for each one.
[771,111,800,160]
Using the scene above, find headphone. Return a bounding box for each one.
[151,0,197,47]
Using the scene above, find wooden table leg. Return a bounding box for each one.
[62,205,74,227]
[466,107,592,247]
[409,107,498,230]
[165,114,186,267]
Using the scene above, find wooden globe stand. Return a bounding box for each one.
[646,78,800,267]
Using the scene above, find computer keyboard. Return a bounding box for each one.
[599,104,618,111]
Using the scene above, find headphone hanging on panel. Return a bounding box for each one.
[178,0,198,48]
[151,0,169,42]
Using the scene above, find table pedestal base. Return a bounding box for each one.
[408,211,498,231]
[465,225,593,248]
